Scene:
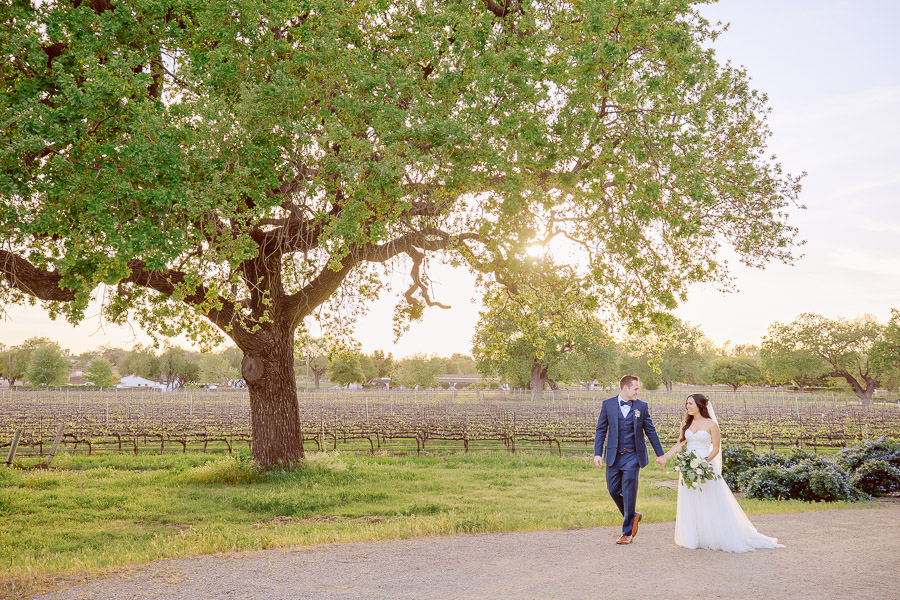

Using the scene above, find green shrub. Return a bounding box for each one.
[722,447,760,490]
[849,460,900,496]
[722,448,833,492]
[740,465,794,500]
[792,461,867,502]
[741,460,866,502]
[836,437,900,472]
[754,449,827,469]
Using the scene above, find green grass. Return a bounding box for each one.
[0,451,864,599]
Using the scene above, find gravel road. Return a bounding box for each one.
[31,504,900,600]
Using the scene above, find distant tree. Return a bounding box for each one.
[763,313,888,403]
[393,355,444,388]
[26,342,69,386]
[199,354,236,385]
[621,319,712,392]
[221,347,244,374]
[159,347,200,390]
[296,337,331,390]
[85,357,116,387]
[444,353,477,375]
[72,350,99,373]
[618,353,663,391]
[326,351,366,388]
[359,355,379,384]
[473,262,615,399]
[719,343,761,360]
[760,330,826,389]
[0,345,31,387]
[706,357,762,392]
[870,309,900,391]
[370,350,395,379]
[120,345,161,381]
[98,346,128,368]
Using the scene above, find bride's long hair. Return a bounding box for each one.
[679,393,712,443]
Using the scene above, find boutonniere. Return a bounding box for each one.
[635,410,642,418]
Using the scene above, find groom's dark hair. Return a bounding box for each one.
[619,375,639,389]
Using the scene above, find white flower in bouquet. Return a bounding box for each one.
[673,450,720,490]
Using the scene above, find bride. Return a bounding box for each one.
[658,393,784,552]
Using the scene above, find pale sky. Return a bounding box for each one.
[1,0,898,357]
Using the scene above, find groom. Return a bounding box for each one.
[594,375,665,545]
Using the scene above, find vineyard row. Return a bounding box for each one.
[3,391,899,457]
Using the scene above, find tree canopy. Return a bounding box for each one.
[1,0,801,466]
[472,260,616,398]
[620,317,711,392]
[762,312,891,402]
[25,341,69,386]
[870,309,900,391]
[392,354,445,388]
[85,356,117,387]
[705,356,761,392]
[325,349,365,388]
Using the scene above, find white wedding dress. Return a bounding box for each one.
[674,430,784,552]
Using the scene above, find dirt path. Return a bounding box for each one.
[32,504,900,600]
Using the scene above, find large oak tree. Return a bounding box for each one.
[762,313,890,403]
[2,0,800,466]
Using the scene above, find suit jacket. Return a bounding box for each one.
[594,396,665,468]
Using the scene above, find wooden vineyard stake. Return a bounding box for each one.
[4,428,23,467]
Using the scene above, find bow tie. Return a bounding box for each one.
[620,400,633,407]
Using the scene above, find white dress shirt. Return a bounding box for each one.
[618,394,631,418]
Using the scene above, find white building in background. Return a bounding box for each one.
[116,374,165,390]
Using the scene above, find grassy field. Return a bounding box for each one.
[0,450,867,599]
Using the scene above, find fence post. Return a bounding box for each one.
[5,428,23,467]
[47,424,65,461]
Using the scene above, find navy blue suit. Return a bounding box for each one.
[594,396,665,536]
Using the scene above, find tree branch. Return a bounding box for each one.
[0,250,77,302]
[121,260,256,345]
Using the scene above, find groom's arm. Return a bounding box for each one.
[641,405,665,457]
[593,403,608,465]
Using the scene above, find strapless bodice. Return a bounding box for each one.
[685,429,712,458]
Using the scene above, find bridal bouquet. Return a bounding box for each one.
[673,450,720,490]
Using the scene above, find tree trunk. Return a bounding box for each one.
[530,359,544,402]
[731,384,739,392]
[663,379,673,393]
[831,370,876,405]
[242,333,304,468]
[861,377,877,405]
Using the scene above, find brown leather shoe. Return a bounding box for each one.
[616,535,632,545]
[631,512,642,539]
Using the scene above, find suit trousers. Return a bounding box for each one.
[605,452,640,536]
